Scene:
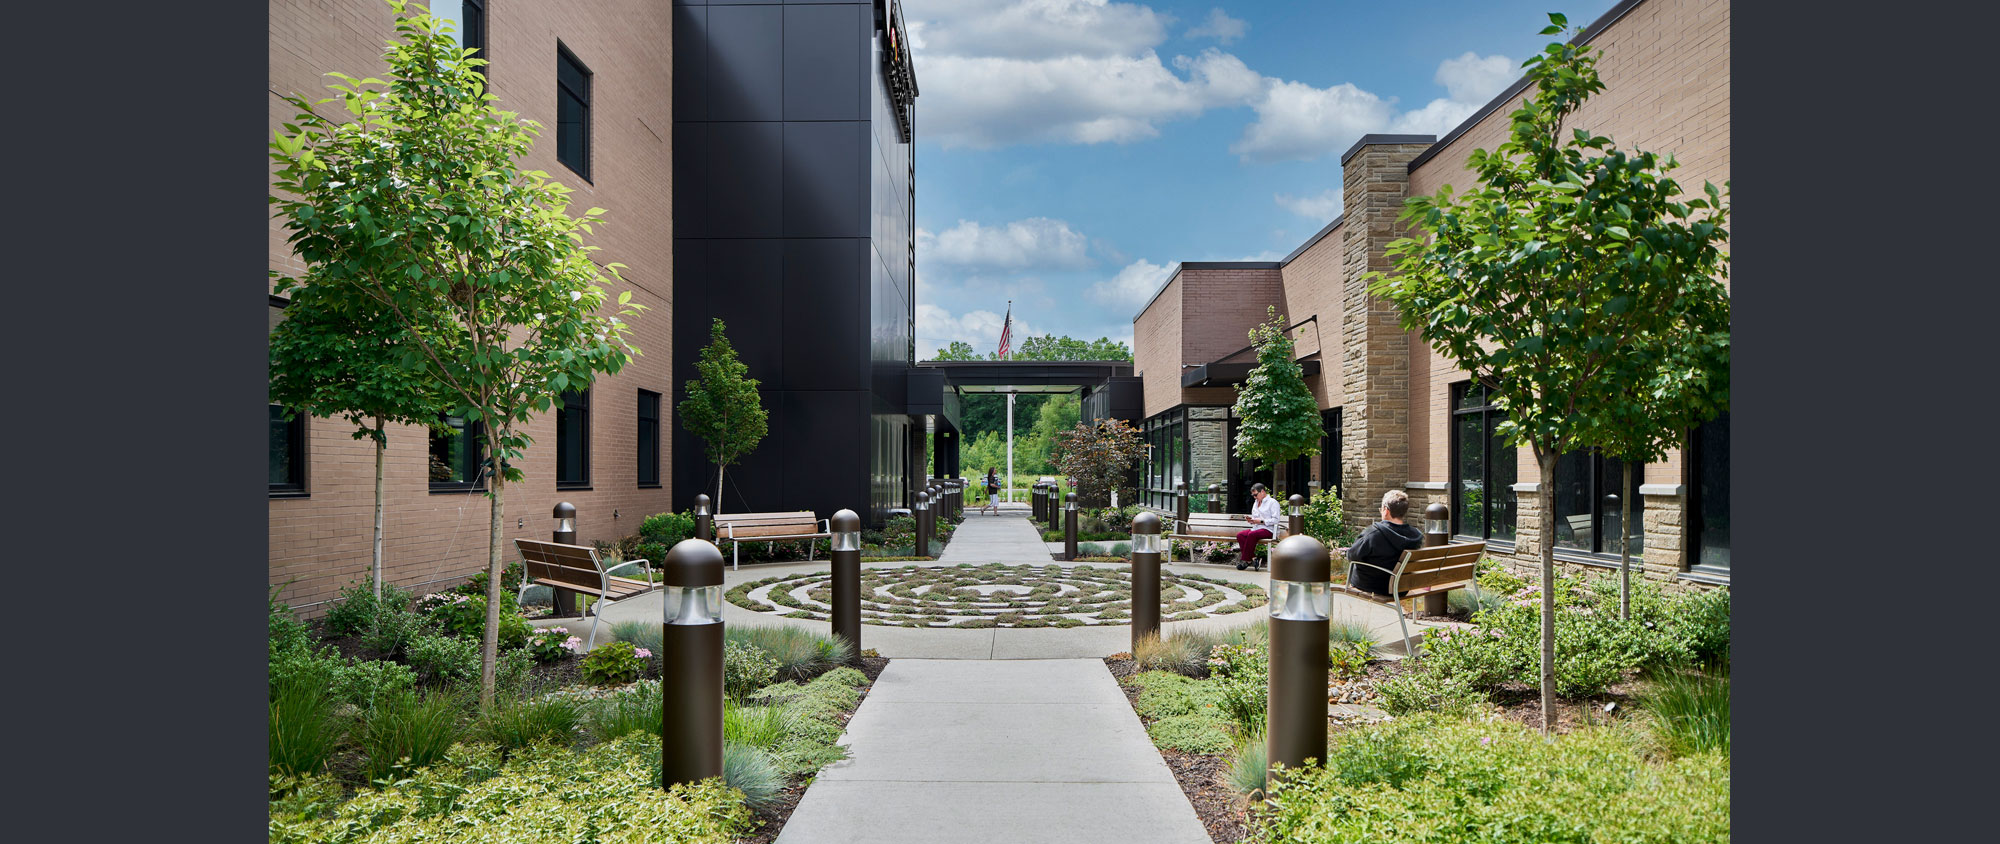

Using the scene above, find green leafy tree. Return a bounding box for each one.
[930,340,981,360]
[680,318,769,513]
[1049,419,1147,506]
[1368,13,1731,729]
[268,279,452,599]
[1013,334,1133,361]
[1231,308,1322,469]
[269,1,644,704]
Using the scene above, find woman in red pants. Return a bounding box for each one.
[1237,483,1281,570]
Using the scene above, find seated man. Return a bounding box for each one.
[1345,490,1425,597]
[1236,483,1281,570]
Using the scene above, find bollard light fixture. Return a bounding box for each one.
[831,510,863,552]
[1267,533,1332,778]
[1130,514,1163,555]
[662,539,724,626]
[1424,502,1451,539]
[1065,491,1078,511]
[694,495,710,518]
[1270,535,1332,621]
[1289,494,1304,517]
[1129,510,1164,645]
[661,538,726,790]
[553,502,577,536]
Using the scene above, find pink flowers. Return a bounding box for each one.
[561,636,583,653]
[634,648,654,659]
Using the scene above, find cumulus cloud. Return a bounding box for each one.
[919,47,1261,147]
[917,218,1095,270]
[916,304,1038,359]
[1274,188,1342,220]
[1088,259,1176,309]
[1434,51,1518,105]
[1185,8,1248,44]
[1230,51,1515,163]
[912,0,1171,61]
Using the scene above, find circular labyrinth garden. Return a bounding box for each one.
[726,563,1268,628]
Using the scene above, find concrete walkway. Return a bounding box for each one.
[937,511,1053,563]
[774,659,1210,844]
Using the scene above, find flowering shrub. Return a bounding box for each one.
[419,591,532,650]
[724,641,780,700]
[580,640,649,686]
[1329,639,1373,680]
[525,627,575,663]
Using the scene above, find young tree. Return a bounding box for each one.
[680,318,769,512]
[1369,14,1731,729]
[1231,308,1322,470]
[1049,419,1147,506]
[268,277,452,599]
[269,1,644,704]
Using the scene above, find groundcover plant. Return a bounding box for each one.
[728,563,1266,628]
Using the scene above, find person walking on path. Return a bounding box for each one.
[1345,489,1426,597]
[1236,483,1281,569]
[982,467,1002,515]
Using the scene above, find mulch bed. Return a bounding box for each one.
[737,656,889,844]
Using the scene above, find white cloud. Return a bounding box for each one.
[1274,188,1342,220]
[1434,51,1518,105]
[912,0,1172,61]
[916,304,1038,359]
[917,218,1095,270]
[1185,8,1248,44]
[1088,259,1176,308]
[919,47,1261,147]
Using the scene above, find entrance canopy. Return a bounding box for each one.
[908,360,1142,428]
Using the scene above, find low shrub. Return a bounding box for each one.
[1300,491,1356,548]
[1476,557,1529,596]
[745,668,866,776]
[1329,639,1373,679]
[640,511,698,547]
[418,592,532,651]
[611,620,663,653]
[360,602,433,660]
[455,561,525,598]
[1130,670,1227,721]
[725,625,854,682]
[1133,633,1210,678]
[1258,715,1730,843]
[269,594,312,657]
[268,737,752,844]
[477,695,584,753]
[323,582,415,637]
[581,640,651,687]
[1663,586,1731,668]
[1227,732,1268,797]
[525,626,577,663]
[722,743,786,812]
[722,704,795,751]
[724,641,781,700]
[270,643,418,708]
[1146,713,1236,754]
[1209,642,1270,735]
[406,634,481,688]
[358,689,468,782]
[1375,668,1489,718]
[1634,667,1730,758]
[588,680,664,742]
[269,678,344,778]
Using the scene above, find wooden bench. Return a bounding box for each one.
[714,511,831,570]
[514,539,660,650]
[1338,541,1488,658]
[1166,512,1285,571]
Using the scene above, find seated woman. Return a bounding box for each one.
[1237,483,1281,570]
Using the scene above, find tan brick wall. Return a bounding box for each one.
[268,0,675,613]
[1134,272,1184,418]
[1279,222,1345,411]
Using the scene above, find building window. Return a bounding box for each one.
[1549,449,1644,558]
[637,389,661,488]
[1450,381,1517,542]
[556,44,591,180]
[270,404,307,496]
[1689,411,1730,573]
[429,414,486,492]
[437,1,485,69]
[1318,408,1342,499]
[556,389,590,489]
[1141,409,1188,510]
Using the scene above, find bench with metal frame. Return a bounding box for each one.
[1167,512,1285,570]
[1338,541,1488,658]
[514,538,660,649]
[713,511,831,570]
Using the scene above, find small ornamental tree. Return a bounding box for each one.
[269,277,452,598]
[1367,14,1731,729]
[1231,308,1322,470]
[269,1,644,705]
[680,318,768,512]
[1049,419,1147,506]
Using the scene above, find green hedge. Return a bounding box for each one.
[1257,715,1729,844]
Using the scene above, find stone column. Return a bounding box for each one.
[1338,135,1435,531]
[1640,485,1688,582]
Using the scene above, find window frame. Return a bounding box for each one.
[462,0,487,72]
[1318,408,1342,500]
[269,296,309,498]
[555,42,592,181]
[556,388,592,491]
[428,414,489,493]
[1686,411,1730,577]
[1449,380,1517,544]
[1547,449,1645,561]
[637,389,662,488]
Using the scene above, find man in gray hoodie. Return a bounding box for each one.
[1345,490,1426,597]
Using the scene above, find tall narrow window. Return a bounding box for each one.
[557,389,591,489]
[1690,411,1730,573]
[436,1,485,68]
[637,390,661,488]
[269,298,307,496]
[556,44,591,179]
[1319,408,1342,499]
[1451,382,1517,542]
[1549,450,1643,557]
[429,415,486,492]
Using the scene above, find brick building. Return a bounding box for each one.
[1128,0,1732,587]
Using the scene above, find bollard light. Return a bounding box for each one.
[1267,534,1332,779]
[1065,491,1078,512]
[661,538,725,789]
[1130,511,1163,647]
[694,494,713,542]
[1424,502,1451,547]
[1288,493,1305,539]
[1207,483,1221,514]
[1063,492,1079,561]
[829,509,862,661]
[915,491,932,558]
[552,502,577,544]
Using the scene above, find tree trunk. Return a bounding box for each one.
[372,417,387,600]
[481,459,505,708]
[1534,446,1557,735]
[715,464,726,517]
[1619,460,1634,621]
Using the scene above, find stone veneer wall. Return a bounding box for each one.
[1187,406,1231,507]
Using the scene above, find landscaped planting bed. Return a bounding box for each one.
[727,562,1267,628]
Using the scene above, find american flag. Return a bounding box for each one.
[997,302,1013,359]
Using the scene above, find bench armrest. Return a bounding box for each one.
[604,560,649,578]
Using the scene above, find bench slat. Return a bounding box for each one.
[726,524,823,538]
[1395,562,1480,593]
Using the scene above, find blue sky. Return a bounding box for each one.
[907,0,1620,357]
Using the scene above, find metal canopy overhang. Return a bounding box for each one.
[1181,359,1321,388]
[913,360,1135,394]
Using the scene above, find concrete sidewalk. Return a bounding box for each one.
[774,659,1210,844]
[937,511,1053,563]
